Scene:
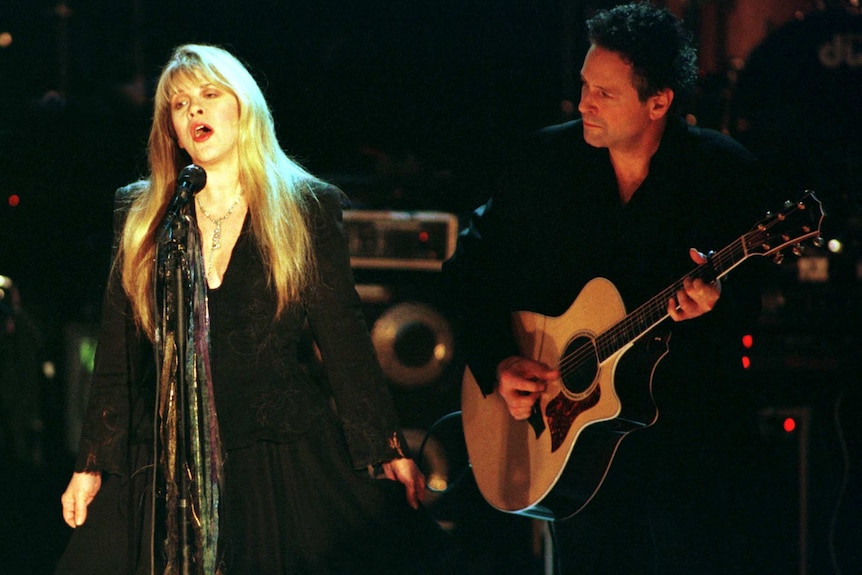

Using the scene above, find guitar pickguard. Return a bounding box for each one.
[546,386,601,452]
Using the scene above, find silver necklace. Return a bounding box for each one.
[197,194,241,251]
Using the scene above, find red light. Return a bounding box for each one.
[741,356,751,369]
[741,334,753,349]
[8,194,20,207]
[783,418,797,433]
[418,231,429,242]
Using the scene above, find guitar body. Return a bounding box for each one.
[462,277,668,520]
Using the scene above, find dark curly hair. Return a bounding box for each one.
[586,2,698,112]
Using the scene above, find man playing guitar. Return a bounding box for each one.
[442,3,800,573]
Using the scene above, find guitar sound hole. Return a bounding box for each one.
[559,335,598,396]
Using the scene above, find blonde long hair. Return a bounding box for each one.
[118,44,320,338]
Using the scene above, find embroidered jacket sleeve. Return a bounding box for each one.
[74,186,155,476]
[304,184,408,468]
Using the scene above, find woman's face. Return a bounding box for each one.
[170,76,241,171]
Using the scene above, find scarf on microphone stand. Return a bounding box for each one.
[155,211,224,574]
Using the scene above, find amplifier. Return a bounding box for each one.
[343,210,459,270]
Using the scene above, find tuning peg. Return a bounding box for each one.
[773,252,785,265]
[813,236,824,248]
[792,244,805,257]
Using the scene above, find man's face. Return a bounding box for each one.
[577,45,657,153]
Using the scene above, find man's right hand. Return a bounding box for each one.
[496,356,559,420]
[60,471,102,528]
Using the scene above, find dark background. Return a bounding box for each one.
[1,1,860,573]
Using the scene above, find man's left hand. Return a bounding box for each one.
[667,248,721,321]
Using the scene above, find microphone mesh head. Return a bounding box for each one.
[178,164,207,193]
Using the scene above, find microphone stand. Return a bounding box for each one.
[156,209,194,574]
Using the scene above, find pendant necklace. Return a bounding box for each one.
[197,194,241,252]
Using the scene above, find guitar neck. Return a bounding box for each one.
[596,236,750,362]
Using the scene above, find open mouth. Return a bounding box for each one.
[192,124,213,141]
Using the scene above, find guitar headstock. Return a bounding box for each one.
[744,191,825,263]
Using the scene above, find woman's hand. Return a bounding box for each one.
[60,471,102,528]
[382,458,426,510]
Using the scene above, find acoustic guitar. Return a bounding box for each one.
[461,191,825,520]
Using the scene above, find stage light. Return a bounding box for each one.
[758,407,808,441]
[826,238,843,254]
[0,32,12,49]
[740,333,753,369]
[8,194,20,207]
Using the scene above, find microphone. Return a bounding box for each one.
[158,164,207,241]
